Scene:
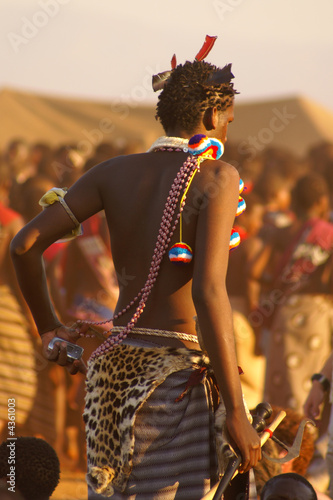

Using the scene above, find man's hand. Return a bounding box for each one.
[226,409,262,474]
[303,382,325,422]
[41,326,87,375]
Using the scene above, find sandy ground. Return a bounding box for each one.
[51,470,87,500]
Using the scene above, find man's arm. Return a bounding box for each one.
[10,164,105,371]
[304,352,333,421]
[192,160,261,473]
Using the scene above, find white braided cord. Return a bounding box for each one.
[111,326,199,344]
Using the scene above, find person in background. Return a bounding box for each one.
[15,174,77,467]
[263,173,333,414]
[0,157,37,441]
[226,192,266,409]
[253,170,294,234]
[260,473,318,500]
[29,142,53,180]
[0,437,60,500]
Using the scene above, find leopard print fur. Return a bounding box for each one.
[84,343,211,497]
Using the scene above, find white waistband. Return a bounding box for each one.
[111,326,199,344]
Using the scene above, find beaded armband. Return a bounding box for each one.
[39,187,83,241]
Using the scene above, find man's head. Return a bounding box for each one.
[292,173,330,219]
[0,437,60,500]
[237,192,265,236]
[155,60,237,138]
[260,473,317,500]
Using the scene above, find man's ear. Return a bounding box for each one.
[203,107,219,130]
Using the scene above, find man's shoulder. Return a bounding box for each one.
[94,152,147,171]
[86,154,131,180]
[195,158,240,189]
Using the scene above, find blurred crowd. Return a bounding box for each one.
[1,136,333,497]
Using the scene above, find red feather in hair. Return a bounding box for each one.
[195,35,217,61]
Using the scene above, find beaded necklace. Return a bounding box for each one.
[85,134,245,360]
[146,136,189,153]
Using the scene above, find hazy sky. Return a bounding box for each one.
[2,0,333,110]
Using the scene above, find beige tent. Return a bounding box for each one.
[0,87,163,153]
[230,95,333,157]
[1,87,333,156]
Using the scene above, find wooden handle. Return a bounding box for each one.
[201,410,287,500]
[259,410,286,447]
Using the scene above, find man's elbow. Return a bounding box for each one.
[10,230,35,258]
[10,235,26,258]
[10,224,42,258]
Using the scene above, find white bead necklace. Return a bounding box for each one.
[147,136,189,153]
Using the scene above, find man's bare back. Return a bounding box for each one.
[100,151,199,335]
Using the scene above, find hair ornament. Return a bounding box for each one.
[152,70,173,93]
[205,63,236,86]
[194,35,217,62]
[152,35,218,92]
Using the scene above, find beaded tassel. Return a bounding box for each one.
[168,134,224,264]
[230,178,247,250]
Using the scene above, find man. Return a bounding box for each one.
[11,38,261,499]
[0,436,60,500]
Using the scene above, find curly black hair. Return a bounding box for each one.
[155,60,237,134]
[260,472,317,500]
[0,437,60,500]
